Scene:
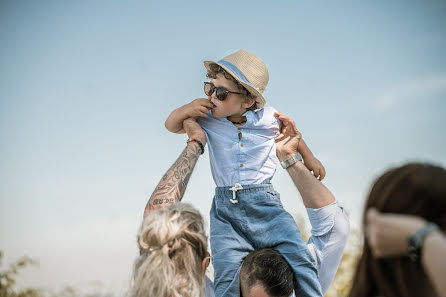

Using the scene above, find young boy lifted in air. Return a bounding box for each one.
[165,49,325,297]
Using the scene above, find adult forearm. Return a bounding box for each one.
[275,112,332,207]
[143,141,201,217]
[285,161,335,209]
[422,231,446,297]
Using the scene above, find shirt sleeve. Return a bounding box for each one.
[306,202,350,294]
[196,110,213,130]
[260,105,281,133]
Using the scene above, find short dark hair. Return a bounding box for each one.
[240,248,294,297]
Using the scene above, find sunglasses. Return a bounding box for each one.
[204,82,242,101]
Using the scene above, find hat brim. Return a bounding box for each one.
[203,60,266,109]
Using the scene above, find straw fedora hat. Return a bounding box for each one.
[203,49,269,109]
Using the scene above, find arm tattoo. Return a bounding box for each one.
[144,142,202,216]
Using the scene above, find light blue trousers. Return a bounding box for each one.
[210,184,323,297]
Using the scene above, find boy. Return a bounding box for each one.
[165,49,325,297]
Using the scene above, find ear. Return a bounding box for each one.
[201,257,210,274]
[242,98,255,109]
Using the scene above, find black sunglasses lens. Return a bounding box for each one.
[204,83,214,96]
[216,88,228,101]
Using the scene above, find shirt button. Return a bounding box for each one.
[237,128,241,131]
[240,143,244,147]
[240,163,244,167]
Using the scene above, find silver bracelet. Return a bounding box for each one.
[280,153,303,169]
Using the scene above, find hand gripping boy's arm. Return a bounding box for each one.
[275,112,326,181]
[144,118,207,217]
[276,113,348,294]
[275,113,333,208]
[165,98,214,133]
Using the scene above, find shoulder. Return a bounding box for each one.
[249,105,280,130]
[197,110,218,126]
[261,105,278,114]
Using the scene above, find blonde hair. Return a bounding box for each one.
[128,203,209,297]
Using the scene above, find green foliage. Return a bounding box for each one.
[0,251,42,297]
[0,251,114,297]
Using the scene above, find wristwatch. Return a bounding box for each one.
[408,222,439,263]
[280,153,303,169]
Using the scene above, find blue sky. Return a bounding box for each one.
[1,0,445,294]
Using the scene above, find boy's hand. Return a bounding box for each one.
[165,99,214,134]
[303,156,326,181]
[183,118,206,146]
[183,99,215,119]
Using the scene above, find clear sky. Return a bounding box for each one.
[1,0,445,294]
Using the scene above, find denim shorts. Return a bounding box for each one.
[210,183,322,297]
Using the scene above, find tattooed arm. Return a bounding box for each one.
[143,118,206,217]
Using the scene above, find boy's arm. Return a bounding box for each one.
[296,138,312,160]
[275,113,333,208]
[298,138,326,180]
[165,98,214,133]
[275,112,326,181]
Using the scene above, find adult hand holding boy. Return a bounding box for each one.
[275,112,326,181]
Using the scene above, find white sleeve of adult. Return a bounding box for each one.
[306,202,350,294]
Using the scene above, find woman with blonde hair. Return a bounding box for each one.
[130,203,211,297]
[128,119,213,297]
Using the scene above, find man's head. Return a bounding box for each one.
[240,248,294,297]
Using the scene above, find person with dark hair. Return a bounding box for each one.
[241,249,295,297]
[239,113,349,297]
[348,163,446,297]
[365,209,446,297]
